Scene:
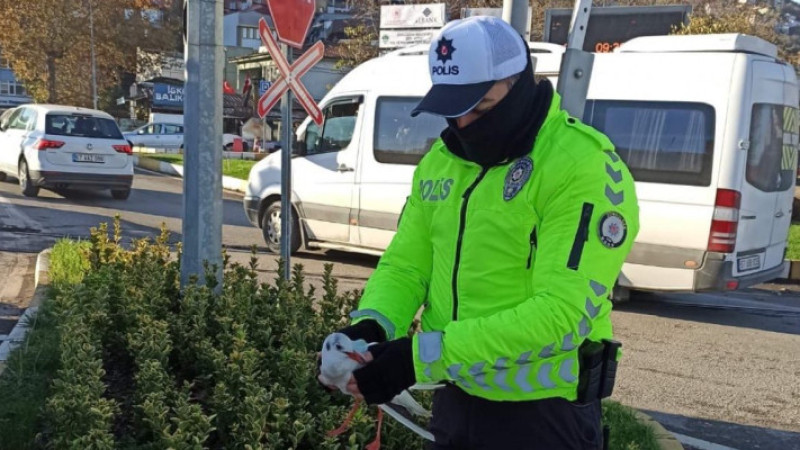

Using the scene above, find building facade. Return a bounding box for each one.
[0,49,32,110]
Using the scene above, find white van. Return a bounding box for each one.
[244,33,799,293]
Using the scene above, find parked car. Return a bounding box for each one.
[124,122,183,152]
[0,104,134,199]
[124,122,247,152]
[244,33,798,294]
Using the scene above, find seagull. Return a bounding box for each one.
[319,332,440,448]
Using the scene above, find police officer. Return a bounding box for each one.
[325,16,640,449]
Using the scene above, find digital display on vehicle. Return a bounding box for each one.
[544,6,692,53]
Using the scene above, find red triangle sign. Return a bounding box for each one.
[267,0,316,49]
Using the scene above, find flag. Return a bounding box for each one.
[223,80,236,94]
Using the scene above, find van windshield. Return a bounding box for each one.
[374,97,447,165]
[584,100,715,186]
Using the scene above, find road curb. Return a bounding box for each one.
[633,411,684,450]
[0,248,51,376]
[132,155,248,193]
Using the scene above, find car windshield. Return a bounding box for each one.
[46,114,123,139]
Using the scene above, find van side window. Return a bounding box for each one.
[374,97,447,165]
[746,104,798,193]
[307,100,360,155]
[584,100,715,186]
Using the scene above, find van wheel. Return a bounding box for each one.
[111,188,131,200]
[18,159,39,198]
[610,285,631,304]
[261,200,301,254]
[0,172,6,182]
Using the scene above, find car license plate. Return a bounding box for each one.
[737,255,761,272]
[73,153,105,163]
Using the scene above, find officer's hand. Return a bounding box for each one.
[351,337,415,405]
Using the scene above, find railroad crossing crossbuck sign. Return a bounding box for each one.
[257,13,324,125]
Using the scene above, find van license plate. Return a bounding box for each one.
[737,255,761,272]
[73,153,105,163]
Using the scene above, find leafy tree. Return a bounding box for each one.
[0,0,182,107]
[673,2,800,66]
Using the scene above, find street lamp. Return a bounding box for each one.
[88,0,98,109]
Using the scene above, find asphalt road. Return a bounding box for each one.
[1,169,799,450]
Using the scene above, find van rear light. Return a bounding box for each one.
[725,280,739,290]
[707,189,741,253]
[113,144,132,154]
[34,139,64,150]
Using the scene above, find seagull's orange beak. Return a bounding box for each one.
[345,351,367,364]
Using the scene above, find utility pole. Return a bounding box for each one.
[182,0,224,289]
[88,0,98,109]
[502,0,530,41]
[556,0,594,119]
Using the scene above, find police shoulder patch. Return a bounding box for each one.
[598,212,627,248]
[504,156,533,201]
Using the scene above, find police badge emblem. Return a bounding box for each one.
[504,157,533,201]
[598,212,627,248]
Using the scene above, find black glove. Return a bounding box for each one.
[338,319,387,344]
[353,337,415,405]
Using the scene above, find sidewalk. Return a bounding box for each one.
[132,155,249,193]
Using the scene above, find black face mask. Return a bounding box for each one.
[441,56,554,167]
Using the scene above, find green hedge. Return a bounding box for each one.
[0,217,658,449]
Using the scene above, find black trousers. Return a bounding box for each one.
[425,384,603,450]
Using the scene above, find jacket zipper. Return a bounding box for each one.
[527,226,537,270]
[452,167,489,321]
[567,203,594,270]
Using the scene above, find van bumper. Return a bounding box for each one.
[243,196,260,227]
[694,253,787,291]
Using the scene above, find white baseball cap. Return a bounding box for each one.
[411,16,529,118]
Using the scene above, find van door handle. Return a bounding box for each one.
[775,211,785,218]
[337,164,354,172]
[741,215,756,220]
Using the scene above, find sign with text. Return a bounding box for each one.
[380,4,446,29]
[259,79,272,96]
[379,29,437,49]
[153,83,183,107]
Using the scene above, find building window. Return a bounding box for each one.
[240,26,257,41]
[0,82,9,95]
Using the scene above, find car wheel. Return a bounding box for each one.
[0,171,6,182]
[111,188,131,200]
[18,159,39,198]
[261,200,301,254]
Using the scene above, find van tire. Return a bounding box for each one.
[262,200,301,254]
[610,285,631,303]
[18,159,39,198]
[0,171,6,182]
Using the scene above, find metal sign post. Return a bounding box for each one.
[280,45,293,280]
[260,2,325,280]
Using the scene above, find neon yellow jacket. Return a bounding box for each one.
[351,93,640,402]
